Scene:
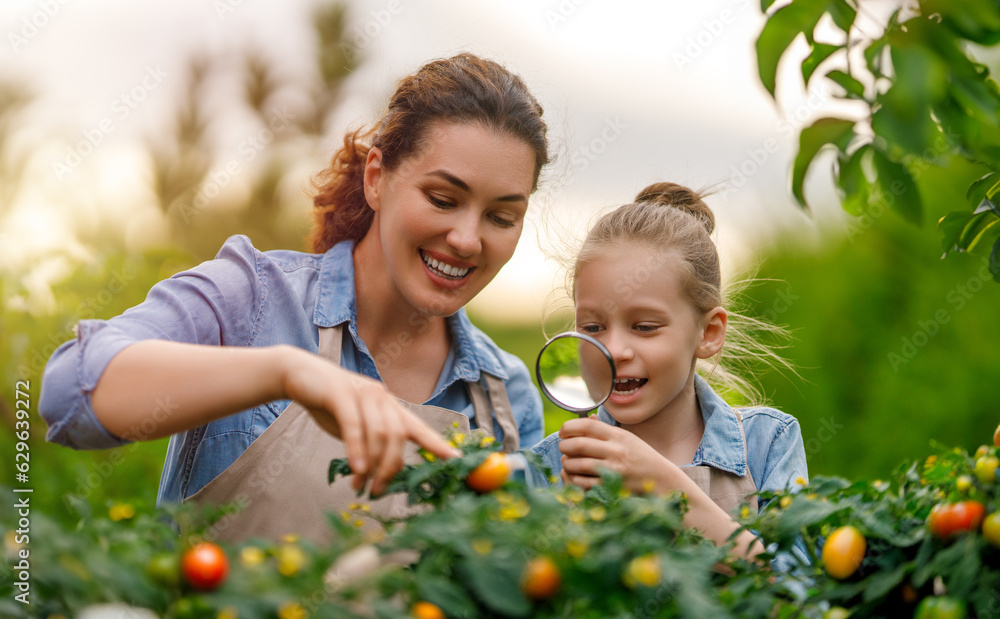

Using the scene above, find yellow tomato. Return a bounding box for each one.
[821,526,866,580]
[982,511,1000,548]
[975,456,999,484]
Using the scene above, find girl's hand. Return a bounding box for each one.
[279,346,460,495]
[557,416,676,494]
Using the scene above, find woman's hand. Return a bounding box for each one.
[278,346,461,495]
[557,416,675,494]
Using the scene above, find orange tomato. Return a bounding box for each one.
[521,556,561,601]
[821,525,866,580]
[465,453,510,493]
[181,542,229,591]
[411,601,445,619]
[994,423,1000,447]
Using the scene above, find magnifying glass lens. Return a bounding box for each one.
[536,332,615,415]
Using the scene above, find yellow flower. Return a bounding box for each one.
[587,506,607,522]
[480,436,496,447]
[641,479,656,494]
[497,498,530,521]
[740,505,751,519]
[348,503,361,511]
[422,452,438,463]
[240,546,266,567]
[925,455,937,467]
[564,487,585,504]
[472,539,493,555]
[281,534,300,544]
[617,487,631,498]
[217,606,239,619]
[795,477,807,486]
[452,432,466,445]
[779,496,793,509]
[353,519,365,528]
[108,503,135,522]
[566,539,588,558]
[568,510,586,525]
[277,544,307,577]
[277,602,307,619]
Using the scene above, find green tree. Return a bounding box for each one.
[756,0,1000,280]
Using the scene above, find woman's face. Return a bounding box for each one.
[364,121,537,317]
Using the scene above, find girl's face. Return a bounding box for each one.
[575,246,725,426]
[363,121,536,317]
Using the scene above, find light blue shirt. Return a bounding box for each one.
[39,236,544,503]
[522,374,808,511]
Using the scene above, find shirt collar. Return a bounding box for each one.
[595,374,748,477]
[312,240,508,382]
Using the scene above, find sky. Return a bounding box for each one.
[0,0,849,322]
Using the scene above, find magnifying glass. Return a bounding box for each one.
[535,331,616,416]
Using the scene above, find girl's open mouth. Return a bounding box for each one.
[612,377,647,396]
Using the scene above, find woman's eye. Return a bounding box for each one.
[428,194,455,208]
[490,213,516,228]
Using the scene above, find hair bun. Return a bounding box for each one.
[635,182,715,234]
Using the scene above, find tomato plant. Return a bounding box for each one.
[181,542,229,591]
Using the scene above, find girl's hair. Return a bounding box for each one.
[572,182,793,406]
[308,53,550,253]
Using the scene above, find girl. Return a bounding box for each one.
[528,182,808,559]
[39,53,549,543]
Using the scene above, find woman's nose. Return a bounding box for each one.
[446,210,482,257]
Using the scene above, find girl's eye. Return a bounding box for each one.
[635,324,658,333]
[578,324,603,334]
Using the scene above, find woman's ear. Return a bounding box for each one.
[363,146,384,213]
[696,307,727,359]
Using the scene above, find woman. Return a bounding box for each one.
[39,53,549,543]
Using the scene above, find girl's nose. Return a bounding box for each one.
[604,330,633,363]
[446,210,482,257]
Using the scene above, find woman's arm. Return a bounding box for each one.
[92,340,459,495]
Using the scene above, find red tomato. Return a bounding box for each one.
[181,542,229,591]
[927,501,985,539]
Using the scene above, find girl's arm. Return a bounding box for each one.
[92,340,459,495]
[557,417,763,560]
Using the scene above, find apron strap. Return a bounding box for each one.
[318,323,344,362]
[467,376,519,453]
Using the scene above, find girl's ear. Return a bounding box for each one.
[363,146,384,213]
[696,307,727,360]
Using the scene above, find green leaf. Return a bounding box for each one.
[761,0,779,12]
[827,0,857,32]
[825,69,865,99]
[966,171,1000,205]
[871,148,923,225]
[791,117,855,209]
[938,211,973,254]
[836,145,871,215]
[417,576,478,618]
[802,43,840,87]
[458,552,531,616]
[756,0,830,96]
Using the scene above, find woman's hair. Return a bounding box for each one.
[308,53,550,253]
[571,182,793,406]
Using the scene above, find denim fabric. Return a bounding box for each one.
[522,374,808,509]
[39,235,544,503]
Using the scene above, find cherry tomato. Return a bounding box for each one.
[994,423,1000,448]
[521,556,561,601]
[982,511,1000,548]
[821,525,866,580]
[914,595,967,619]
[146,552,180,587]
[927,501,985,539]
[181,542,229,591]
[974,456,999,484]
[465,453,510,493]
[411,601,445,619]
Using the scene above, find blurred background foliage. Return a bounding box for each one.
[1,0,998,526]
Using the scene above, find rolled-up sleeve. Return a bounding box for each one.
[39,235,263,449]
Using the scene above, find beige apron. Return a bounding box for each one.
[680,409,759,515]
[188,324,519,545]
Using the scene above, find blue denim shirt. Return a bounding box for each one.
[521,374,808,511]
[39,236,544,503]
